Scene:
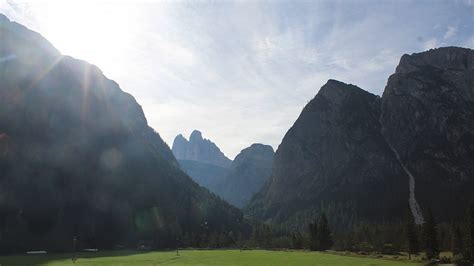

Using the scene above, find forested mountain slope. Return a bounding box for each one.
[0,14,243,252]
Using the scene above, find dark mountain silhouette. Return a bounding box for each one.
[0,14,243,252]
[247,47,474,228]
[381,47,474,222]
[246,80,408,227]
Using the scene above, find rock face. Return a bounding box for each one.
[0,133,11,156]
[247,47,474,228]
[172,130,232,168]
[217,144,274,208]
[0,14,242,252]
[381,47,474,221]
[247,80,408,227]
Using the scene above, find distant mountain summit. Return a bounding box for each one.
[172,131,274,209]
[172,130,232,168]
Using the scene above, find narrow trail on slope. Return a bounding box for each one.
[379,113,424,224]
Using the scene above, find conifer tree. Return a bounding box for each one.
[422,208,439,260]
[318,213,333,250]
[405,212,419,260]
[308,220,319,251]
[292,232,303,249]
[466,203,474,262]
[451,224,463,256]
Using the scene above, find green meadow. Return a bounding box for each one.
[0,250,421,265]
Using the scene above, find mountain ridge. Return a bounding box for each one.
[0,14,243,251]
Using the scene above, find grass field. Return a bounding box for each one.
[0,249,421,265]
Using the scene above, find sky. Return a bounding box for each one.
[1,0,473,159]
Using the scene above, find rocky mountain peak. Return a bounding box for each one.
[173,134,187,146]
[190,130,203,142]
[172,130,232,168]
[396,47,474,74]
[249,143,274,153]
[234,144,274,165]
[316,79,378,108]
[247,79,407,226]
[248,47,474,228]
[382,46,474,221]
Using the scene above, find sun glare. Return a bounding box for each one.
[31,1,139,75]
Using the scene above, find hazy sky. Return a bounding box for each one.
[1,0,473,159]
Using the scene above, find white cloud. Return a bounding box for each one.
[423,38,438,50]
[444,26,458,39]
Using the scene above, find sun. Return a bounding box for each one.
[30,1,139,75]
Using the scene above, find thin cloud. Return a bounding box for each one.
[423,38,439,50]
[1,1,473,158]
[444,26,458,39]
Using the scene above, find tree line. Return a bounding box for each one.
[235,204,474,263]
[404,204,474,263]
[173,203,474,263]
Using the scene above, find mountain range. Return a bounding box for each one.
[172,132,274,208]
[1,12,474,252]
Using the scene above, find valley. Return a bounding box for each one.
[1,2,474,265]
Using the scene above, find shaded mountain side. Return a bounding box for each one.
[178,159,229,191]
[0,14,243,252]
[247,47,474,229]
[172,130,232,168]
[246,80,408,229]
[178,144,274,210]
[381,47,474,221]
[216,144,274,208]
[172,130,232,196]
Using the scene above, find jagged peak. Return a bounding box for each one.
[172,130,232,167]
[320,79,363,94]
[173,133,188,144]
[189,130,203,142]
[396,46,474,74]
[315,79,376,105]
